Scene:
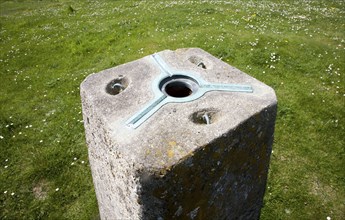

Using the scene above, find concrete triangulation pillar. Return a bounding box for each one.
[80,48,277,220]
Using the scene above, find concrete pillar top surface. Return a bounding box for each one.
[80,48,277,170]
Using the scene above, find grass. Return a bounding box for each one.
[0,0,344,219]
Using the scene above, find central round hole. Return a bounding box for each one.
[159,75,199,98]
[164,81,192,98]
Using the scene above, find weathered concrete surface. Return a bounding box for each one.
[80,48,277,220]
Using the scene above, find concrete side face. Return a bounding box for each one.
[139,105,277,219]
[81,90,142,219]
[80,48,277,219]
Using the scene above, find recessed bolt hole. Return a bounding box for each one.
[160,75,199,98]
[190,109,219,125]
[106,76,129,95]
[189,56,207,69]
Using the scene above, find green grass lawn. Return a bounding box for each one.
[1,0,344,219]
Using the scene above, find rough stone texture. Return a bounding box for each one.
[80,48,277,220]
